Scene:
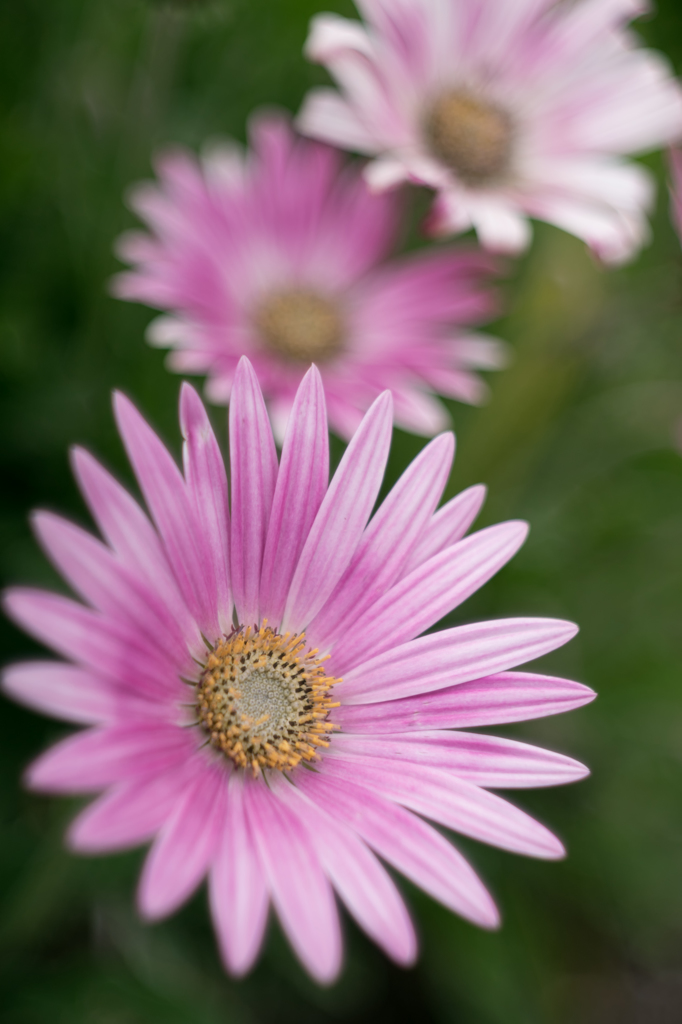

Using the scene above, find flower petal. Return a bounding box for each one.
[229,357,279,628]
[244,779,342,984]
[282,391,393,633]
[331,521,529,675]
[68,763,197,852]
[31,512,191,669]
[271,774,417,966]
[309,431,454,649]
[335,671,596,732]
[138,764,227,920]
[2,661,123,726]
[337,618,579,704]
[259,367,329,630]
[70,447,201,656]
[323,753,565,858]
[3,588,182,701]
[114,392,218,637]
[332,732,589,788]
[25,723,194,794]
[400,484,487,577]
[209,773,269,977]
[297,769,499,929]
[180,383,232,634]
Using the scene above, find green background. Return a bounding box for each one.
[2,1,682,1021]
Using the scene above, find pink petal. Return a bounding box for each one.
[209,773,269,976]
[259,367,329,630]
[331,521,529,675]
[400,484,487,577]
[332,732,589,788]
[337,618,578,704]
[180,384,232,634]
[32,512,192,670]
[308,431,454,650]
[323,753,565,859]
[3,588,182,701]
[244,779,342,984]
[297,769,499,928]
[138,763,227,920]
[114,392,219,638]
[229,358,278,628]
[271,774,416,966]
[3,661,122,726]
[282,391,393,633]
[70,447,201,658]
[68,762,197,852]
[26,722,194,793]
[334,671,596,732]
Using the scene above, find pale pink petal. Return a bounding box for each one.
[271,774,416,966]
[68,763,197,852]
[3,588,182,701]
[180,384,232,634]
[297,769,499,929]
[400,484,487,576]
[114,392,218,638]
[70,447,201,657]
[25,723,194,793]
[332,732,589,788]
[282,391,393,633]
[337,618,579,704]
[138,764,227,920]
[322,754,565,859]
[296,88,381,155]
[331,521,529,674]
[2,662,122,726]
[335,671,596,732]
[229,358,278,628]
[209,773,269,976]
[244,779,342,984]
[309,431,454,649]
[259,367,329,630]
[32,512,191,669]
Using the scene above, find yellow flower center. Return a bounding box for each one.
[195,624,340,776]
[254,289,344,363]
[423,90,513,185]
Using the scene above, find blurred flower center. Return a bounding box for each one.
[254,289,344,363]
[423,90,513,184]
[195,624,339,776]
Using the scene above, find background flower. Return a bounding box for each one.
[3,360,592,983]
[113,113,505,440]
[298,0,682,261]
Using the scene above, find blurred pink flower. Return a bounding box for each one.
[113,113,505,441]
[3,361,594,983]
[298,0,682,262]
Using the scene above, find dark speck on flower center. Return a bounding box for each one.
[254,289,345,364]
[423,90,513,185]
[195,624,340,776]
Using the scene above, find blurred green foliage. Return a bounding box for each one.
[2,1,682,1022]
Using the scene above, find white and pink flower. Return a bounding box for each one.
[113,113,505,440]
[299,0,682,262]
[3,361,594,983]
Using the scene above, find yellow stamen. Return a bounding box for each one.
[195,624,340,776]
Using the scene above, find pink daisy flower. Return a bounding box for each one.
[112,113,505,441]
[298,0,682,262]
[3,359,594,984]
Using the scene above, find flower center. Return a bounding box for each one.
[254,289,344,363]
[195,624,340,776]
[423,90,513,185]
